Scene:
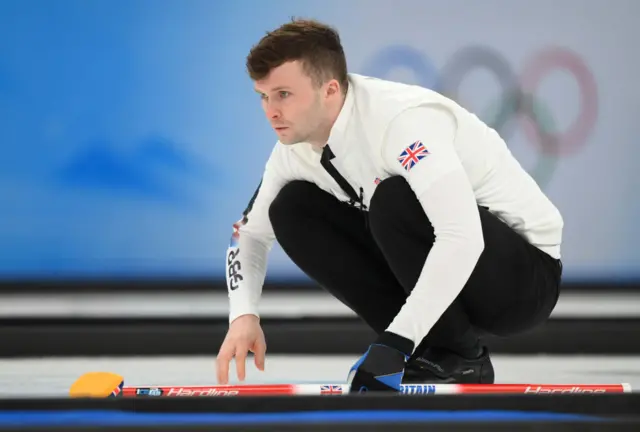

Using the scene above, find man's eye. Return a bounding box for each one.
[279,91,290,98]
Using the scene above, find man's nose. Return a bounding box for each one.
[265,103,281,120]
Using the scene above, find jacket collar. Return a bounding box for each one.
[325,75,356,156]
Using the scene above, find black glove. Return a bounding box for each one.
[347,331,414,393]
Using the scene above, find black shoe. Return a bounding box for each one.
[402,346,495,384]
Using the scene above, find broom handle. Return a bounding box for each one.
[121,383,632,397]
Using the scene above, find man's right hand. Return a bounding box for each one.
[216,314,266,385]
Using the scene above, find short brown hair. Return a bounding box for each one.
[246,18,348,93]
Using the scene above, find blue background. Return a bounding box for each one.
[0,0,638,284]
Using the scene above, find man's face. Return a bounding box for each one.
[254,61,327,145]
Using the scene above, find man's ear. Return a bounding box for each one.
[325,79,341,98]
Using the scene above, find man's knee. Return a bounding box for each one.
[370,175,412,212]
[268,180,316,229]
[369,176,427,234]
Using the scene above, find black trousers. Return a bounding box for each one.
[268,177,563,355]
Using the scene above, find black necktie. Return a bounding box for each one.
[320,144,366,211]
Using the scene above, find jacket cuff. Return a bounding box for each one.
[375,331,415,356]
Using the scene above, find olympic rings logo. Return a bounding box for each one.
[362,45,599,188]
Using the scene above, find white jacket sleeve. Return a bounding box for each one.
[226,145,290,323]
[380,104,485,349]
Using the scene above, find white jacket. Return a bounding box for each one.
[225,73,563,348]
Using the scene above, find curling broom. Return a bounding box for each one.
[69,372,632,398]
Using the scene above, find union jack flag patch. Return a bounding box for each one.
[320,385,343,395]
[398,140,429,172]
